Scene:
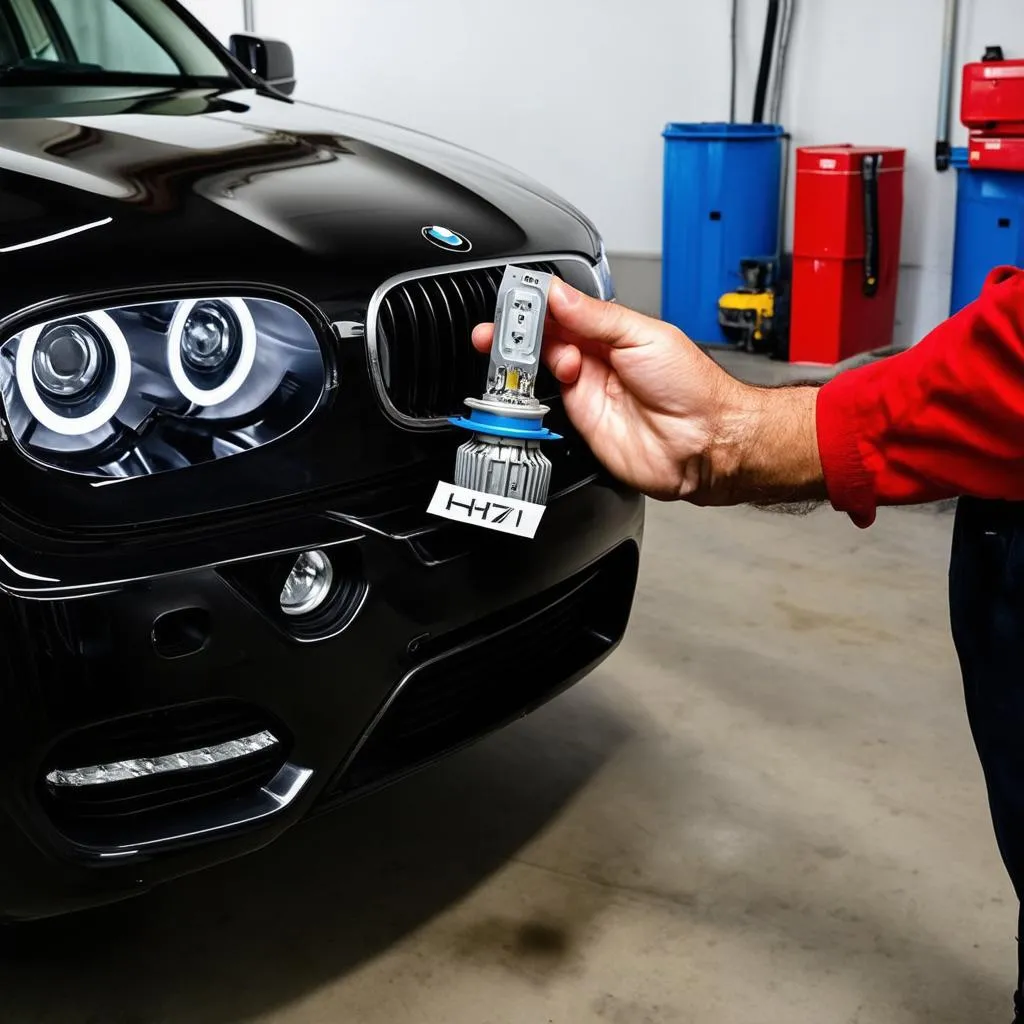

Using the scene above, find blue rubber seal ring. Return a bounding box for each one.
[449,406,562,441]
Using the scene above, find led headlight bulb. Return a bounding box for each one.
[448,265,560,506]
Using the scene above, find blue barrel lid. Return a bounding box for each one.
[663,121,784,140]
[951,145,969,169]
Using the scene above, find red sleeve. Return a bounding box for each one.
[816,266,1024,527]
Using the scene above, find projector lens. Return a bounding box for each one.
[33,321,105,399]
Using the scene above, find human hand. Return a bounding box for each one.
[471,278,824,506]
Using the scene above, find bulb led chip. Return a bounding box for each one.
[428,265,560,539]
[497,289,541,362]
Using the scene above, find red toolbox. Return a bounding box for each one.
[961,58,1024,132]
[789,145,906,365]
[968,133,1024,171]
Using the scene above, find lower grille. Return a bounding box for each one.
[370,260,560,426]
[321,541,639,804]
[41,700,288,842]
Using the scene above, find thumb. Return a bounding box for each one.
[547,277,651,349]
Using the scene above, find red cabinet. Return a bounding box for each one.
[961,59,1024,135]
[789,145,906,365]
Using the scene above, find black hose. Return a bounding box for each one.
[753,0,780,123]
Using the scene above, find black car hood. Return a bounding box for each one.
[0,87,600,318]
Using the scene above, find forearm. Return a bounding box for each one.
[699,265,1024,526]
[706,383,827,507]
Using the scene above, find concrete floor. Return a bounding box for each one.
[3,356,1013,1024]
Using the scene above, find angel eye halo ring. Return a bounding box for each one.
[15,310,132,437]
[0,292,327,480]
[168,297,257,407]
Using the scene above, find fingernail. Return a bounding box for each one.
[552,277,580,306]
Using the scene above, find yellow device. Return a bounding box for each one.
[718,289,775,342]
[717,258,787,356]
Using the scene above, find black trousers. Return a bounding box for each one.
[950,497,1024,1008]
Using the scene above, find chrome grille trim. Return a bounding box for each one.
[362,252,606,431]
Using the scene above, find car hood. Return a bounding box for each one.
[0,87,600,317]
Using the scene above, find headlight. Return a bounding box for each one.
[0,295,327,479]
[594,241,616,301]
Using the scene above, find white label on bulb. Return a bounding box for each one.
[427,481,546,539]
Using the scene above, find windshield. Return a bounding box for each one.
[0,0,235,84]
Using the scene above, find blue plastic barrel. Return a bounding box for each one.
[662,122,784,344]
[950,146,1024,316]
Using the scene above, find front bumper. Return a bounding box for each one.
[0,475,643,920]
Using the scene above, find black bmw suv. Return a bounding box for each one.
[0,0,643,919]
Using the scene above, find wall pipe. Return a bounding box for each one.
[729,0,738,122]
[243,0,255,32]
[935,0,960,171]
[768,0,795,126]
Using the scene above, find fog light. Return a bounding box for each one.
[280,549,334,617]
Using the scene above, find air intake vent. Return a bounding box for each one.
[369,261,559,426]
[319,541,640,806]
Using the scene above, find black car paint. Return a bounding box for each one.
[0,80,642,919]
[0,89,597,532]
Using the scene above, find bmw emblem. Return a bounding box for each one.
[422,224,472,253]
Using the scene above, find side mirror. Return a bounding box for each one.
[230,34,296,95]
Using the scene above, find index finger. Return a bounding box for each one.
[470,322,494,354]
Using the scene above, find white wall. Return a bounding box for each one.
[767,0,1023,345]
[179,0,1023,345]
[177,0,240,47]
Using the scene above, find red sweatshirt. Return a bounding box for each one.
[817,266,1024,528]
